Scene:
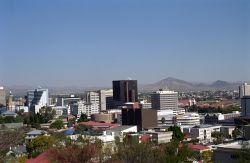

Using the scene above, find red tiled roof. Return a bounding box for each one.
[26,152,49,163]
[188,144,209,151]
[179,100,190,106]
[140,134,151,143]
[77,121,119,128]
[179,143,209,151]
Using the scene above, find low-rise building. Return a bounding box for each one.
[205,113,225,124]
[25,130,48,142]
[91,113,113,123]
[147,131,173,144]
[205,112,241,124]
[220,126,235,138]
[142,128,173,144]
[77,121,119,130]
[7,145,27,157]
[158,112,200,126]
[106,125,137,137]
[213,141,250,163]
[190,125,221,143]
[1,111,17,117]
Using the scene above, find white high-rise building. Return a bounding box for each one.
[151,90,178,110]
[98,89,113,111]
[27,88,49,113]
[86,91,99,104]
[70,101,99,117]
[0,86,6,106]
[239,83,250,98]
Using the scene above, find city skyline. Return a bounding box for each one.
[1,0,249,87]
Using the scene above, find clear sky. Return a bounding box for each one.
[0,0,249,87]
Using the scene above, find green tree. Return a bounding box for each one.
[201,150,213,163]
[161,117,166,124]
[39,107,56,123]
[168,126,184,142]
[232,128,241,139]
[50,119,64,130]
[0,127,30,162]
[237,143,250,163]
[17,109,24,116]
[26,136,57,157]
[67,117,76,127]
[115,137,162,163]
[211,132,224,145]
[75,124,90,135]
[77,113,88,123]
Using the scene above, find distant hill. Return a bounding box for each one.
[140,77,244,92]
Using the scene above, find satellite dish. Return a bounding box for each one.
[128,77,132,80]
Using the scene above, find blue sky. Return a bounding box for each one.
[0,0,249,87]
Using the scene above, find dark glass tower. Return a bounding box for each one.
[112,80,138,107]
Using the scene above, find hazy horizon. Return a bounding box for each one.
[1,0,249,87]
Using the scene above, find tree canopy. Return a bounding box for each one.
[50,119,64,130]
[26,136,57,157]
[168,126,184,142]
[77,113,88,123]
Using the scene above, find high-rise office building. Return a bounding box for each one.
[151,90,178,110]
[0,86,6,106]
[27,88,49,113]
[239,83,250,98]
[113,80,138,107]
[241,96,250,117]
[122,102,157,131]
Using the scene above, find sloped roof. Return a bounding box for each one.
[26,130,48,135]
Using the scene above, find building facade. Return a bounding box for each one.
[241,96,250,117]
[113,80,138,107]
[0,87,6,106]
[190,125,221,143]
[239,83,250,98]
[151,90,178,110]
[121,102,157,131]
[70,101,99,117]
[98,89,113,111]
[27,88,49,113]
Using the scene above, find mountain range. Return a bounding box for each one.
[4,77,246,96]
[140,77,245,92]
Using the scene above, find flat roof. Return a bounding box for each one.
[106,125,137,132]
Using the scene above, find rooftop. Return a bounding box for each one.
[26,130,48,135]
[11,145,27,155]
[192,125,221,129]
[216,141,244,150]
[106,125,137,132]
[154,90,178,94]
[188,144,210,151]
[77,121,119,129]
[1,111,17,116]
